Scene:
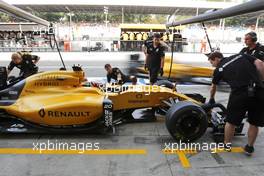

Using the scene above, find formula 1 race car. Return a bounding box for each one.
[140,57,214,82]
[0,66,244,142]
[127,54,217,85]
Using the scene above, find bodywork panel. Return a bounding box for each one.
[0,71,105,126]
[0,70,200,127]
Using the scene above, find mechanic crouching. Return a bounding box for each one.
[7,51,40,81]
[208,51,264,155]
[104,64,137,85]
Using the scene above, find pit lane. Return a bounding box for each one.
[0,52,263,176]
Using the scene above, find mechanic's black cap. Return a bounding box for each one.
[207,51,223,60]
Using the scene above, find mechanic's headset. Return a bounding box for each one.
[247,32,258,42]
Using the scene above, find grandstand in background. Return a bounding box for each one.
[0,0,262,53]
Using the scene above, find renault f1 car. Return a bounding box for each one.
[128,54,217,85]
[141,56,214,81]
[0,66,244,142]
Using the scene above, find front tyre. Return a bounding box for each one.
[166,101,208,142]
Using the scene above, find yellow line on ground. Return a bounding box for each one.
[162,150,195,168]
[211,147,244,153]
[0,148,147,155]
[177,152,191,168]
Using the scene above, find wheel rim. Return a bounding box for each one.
[175,111,203,138]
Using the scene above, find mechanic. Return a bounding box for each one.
[208,51,264,155]
[104,64,137,85]
[144,33,165,84]
[7,51,40,79]
[239,32,264,61]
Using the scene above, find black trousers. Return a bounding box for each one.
[226,87,264,127]
[149,67,159,84]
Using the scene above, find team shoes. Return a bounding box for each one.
[221,143,255,156]
[244,144,255,156]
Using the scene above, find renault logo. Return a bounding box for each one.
[39,108,46,118]
[136,94,143,99]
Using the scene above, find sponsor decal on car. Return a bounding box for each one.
[135,94,143,99]
[128,94,149,103]
[34,75,66,86]
[128,100,149,103]
[103,99,113,127]
[38,108,90,118]
[8,91,18,95]
[34,82,59,87]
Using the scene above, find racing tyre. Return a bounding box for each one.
[166,101,208,142]
[154,80,175,89]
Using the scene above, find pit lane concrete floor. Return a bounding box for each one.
[0,52,213,77]
[0,85,263,176]
[0,52,263,176]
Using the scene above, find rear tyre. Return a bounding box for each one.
[166,101,208,142]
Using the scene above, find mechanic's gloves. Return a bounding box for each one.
[160,68,164,76]
[209,98,215,104]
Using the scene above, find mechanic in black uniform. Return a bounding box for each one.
[240,32,264,61]
[104,64,137,85]
[7,51,40,79]
[208,51,264,155]
[144,33,165,84]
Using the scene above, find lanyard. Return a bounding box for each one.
[218,55,242,72]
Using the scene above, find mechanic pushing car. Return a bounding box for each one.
[144,33,165,84]
[7,51,40,79]
[208,51,264,155]
[240,32,264,61]
[104,64,137,85]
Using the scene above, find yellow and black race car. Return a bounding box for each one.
[149,58,211,80]
[128,54,214,85]
[0,66,244,142]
